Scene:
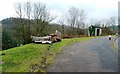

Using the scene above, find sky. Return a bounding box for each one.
[0,0,119,23]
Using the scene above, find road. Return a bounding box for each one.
[47,36,118,72]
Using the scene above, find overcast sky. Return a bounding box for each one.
[0,0,119,23]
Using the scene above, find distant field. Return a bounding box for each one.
[1,37,96,72]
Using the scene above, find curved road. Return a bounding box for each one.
[47,36,118,72]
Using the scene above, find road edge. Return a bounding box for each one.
[112,36,119,51]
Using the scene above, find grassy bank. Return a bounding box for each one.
[2,44,50,72]
[1,37,96,72]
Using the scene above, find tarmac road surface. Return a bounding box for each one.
[47,36,118,72]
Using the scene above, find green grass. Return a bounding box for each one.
[2,44,50,72]
[1,36,97,72]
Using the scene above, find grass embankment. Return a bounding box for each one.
[1,37,96,72]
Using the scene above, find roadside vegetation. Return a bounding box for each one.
[1,37,95,72]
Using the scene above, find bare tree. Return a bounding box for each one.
[58,17,66,34]
[76,10,86,35]
[14,2,25,44]
[67,7,86,35]
[33,2,41,36]
[68,7,78,32]
[33,2,57,36]
[24,2,31,20]
[24,2,32,42]
[109,16,117,30]
[15,3,22,18]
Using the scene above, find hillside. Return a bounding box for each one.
[1,17,87,50]
[1,17,66,50]
[2,17,118,50]
[1,17,74,34]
